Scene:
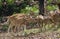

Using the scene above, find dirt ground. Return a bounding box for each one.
[0,31,60,39]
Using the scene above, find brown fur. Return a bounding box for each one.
[7,13,27,33]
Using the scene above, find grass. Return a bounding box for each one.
[24,28,40,34]
[1,23,60,36]
[19,24,60,36]
[17,28,40,36]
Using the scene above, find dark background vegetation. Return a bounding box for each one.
[0,0,60,16]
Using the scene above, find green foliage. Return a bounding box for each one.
[46,5,57,11]
[0,0,59,16]
[20,5,39,14]
[2,25,8,31]
[47,0,60,4]
[47,0,52,4]
[47,0,58,11]
[7,0,14,5]
[0,0,2,7]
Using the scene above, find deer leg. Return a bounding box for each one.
[39,21,43,32]
[24,25,26,31]
[8,24,12,33]
[18,25,21,32]
[13,26,16,33]
[42,22,46,32]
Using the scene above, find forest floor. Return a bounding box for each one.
[0,29,60,39]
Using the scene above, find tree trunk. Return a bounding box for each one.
[44,0,47,15]
[38,0,44,15]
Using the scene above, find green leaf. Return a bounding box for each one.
[7,0,14,5]
[46,5,57,11]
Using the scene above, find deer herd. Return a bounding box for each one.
[1,10,60,34]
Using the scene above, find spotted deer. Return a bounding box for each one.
[52,10,60,25]
[36,14,55,31]
[7,13,37,33]
[7,13,27,33]
[47,10,60,28]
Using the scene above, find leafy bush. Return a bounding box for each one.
[2,25,8,31]
[7,0,14,5]
[20,5,39,14]
[46,5,57,11]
